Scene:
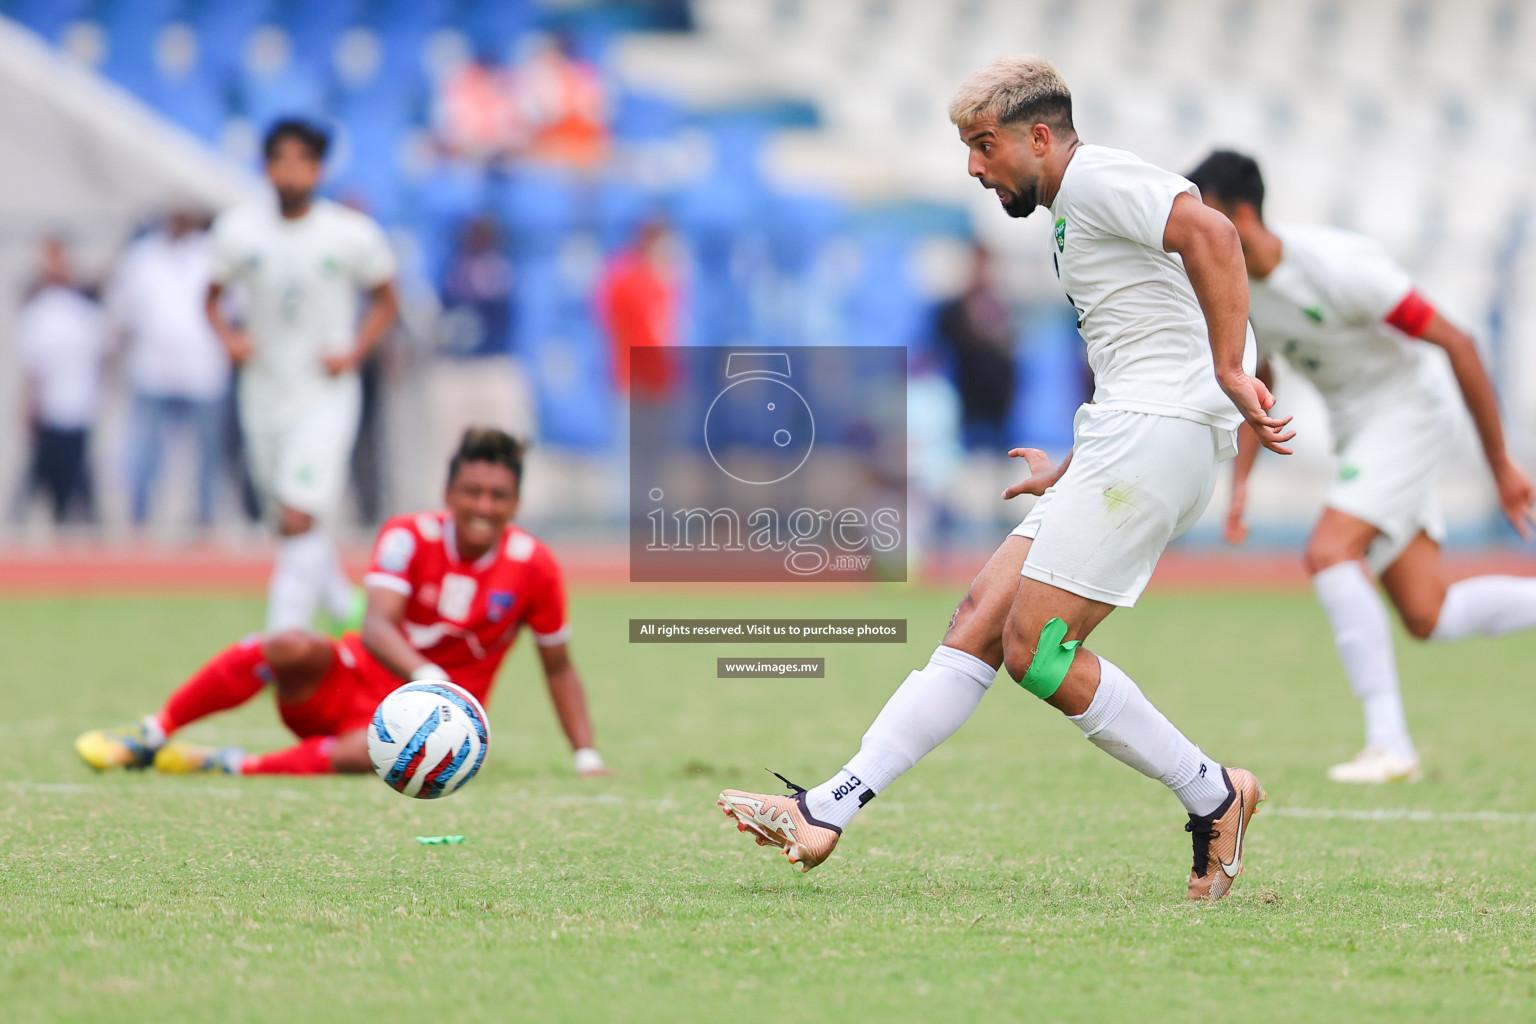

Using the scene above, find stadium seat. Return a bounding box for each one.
[495,172,581,258]
[8,0,91,44]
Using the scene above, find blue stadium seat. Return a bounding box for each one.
[455,0,537,55]
[525,323,616,450]
[147,71,227,144]
[100,0,178,96]
[9,0,91,43]
[372,0,449,35]
[494,172,580,257]
[240,65,326,128]
[766,191,844,273]
[1011,309,1083,454]
[612,90,683,142]
[594,179,660,251]
[283,0,365,70]
[404,163,491,283]
[194,0,271,80]
[844,232,925,349]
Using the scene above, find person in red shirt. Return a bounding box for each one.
[597,220,678,400]
[74,427,608,778]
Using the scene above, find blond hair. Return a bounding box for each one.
[948,54,1075,135]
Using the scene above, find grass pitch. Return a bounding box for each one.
[4,584,1536,1023]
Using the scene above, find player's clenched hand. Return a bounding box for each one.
[322,352,358,376]
[1224,482,1249,546]
[1494,458,1536,540]
[224,331,254,366]
[1220,372,1294,455]
[1002,448,1066,499]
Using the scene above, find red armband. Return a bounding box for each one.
[1384,290,1435,337]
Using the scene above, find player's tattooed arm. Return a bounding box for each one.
[204,282,253,366]
[359,585,436,680]
[1002,447,1072,500]
[323,281,399,376]
[1417,312,1536,538]
[1163,192,1294,455]
[536,643,608,776]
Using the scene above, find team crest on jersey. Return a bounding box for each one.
[487,590,516,622]
[1054,217,1067,252]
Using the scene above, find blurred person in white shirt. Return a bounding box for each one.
[110,210,231,532]
[16,236,108,525]
[206,119,399,632]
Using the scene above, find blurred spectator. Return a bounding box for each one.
[435,52,523,162]
[433,35,608,168]
[441,216,514,358]
[598,220,679,400]
[16,237,107,525]
[426,215,536,473]
[108,210,230,531]
[518,35,609,168]
[933,243,1018,452]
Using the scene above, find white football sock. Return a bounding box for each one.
[805,645,997,830]
[1430,576,1536,642]
[140,714,167,747]
[1069,656,1228,817]
[316,531,357,621]
[1312,562,1415,760]
[266,531,331,632]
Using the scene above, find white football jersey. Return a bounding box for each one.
[1248,224,1437,440]
[210,196,395,397]
[1049,144,1252,432]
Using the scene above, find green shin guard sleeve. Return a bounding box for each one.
[1018,617,1080,700]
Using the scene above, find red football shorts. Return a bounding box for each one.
[276,639,378,739]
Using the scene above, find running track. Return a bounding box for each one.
[2,544,1533,594]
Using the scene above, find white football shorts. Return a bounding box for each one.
[1010,405,1233,607]
[239,375,362,521]
[1325,394,1453,574]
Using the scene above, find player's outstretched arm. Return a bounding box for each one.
[1002,447,1072,500]
[536,643,609,776]
[1417,311,1536,538]
[359,585,439,680]
[204,282,253,366]
[323,281,399,376]
[1163,192,1294,455]
[1224,358,1274,546]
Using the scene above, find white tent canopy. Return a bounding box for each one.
[0,16,258,519]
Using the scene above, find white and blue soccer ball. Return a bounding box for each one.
[367,681,490,799]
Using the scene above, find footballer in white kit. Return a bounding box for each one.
[717,56,1295,901]
[1190,151,1536,784]
[207,119,399,633]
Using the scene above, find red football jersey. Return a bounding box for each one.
[347,510,570,706]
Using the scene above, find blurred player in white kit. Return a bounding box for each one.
[1190,150,1536,784]
[206,119,399,631]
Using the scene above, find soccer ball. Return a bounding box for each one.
[367,681,490,799]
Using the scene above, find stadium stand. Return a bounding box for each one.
[2,0,1532,547]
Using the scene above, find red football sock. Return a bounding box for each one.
[158,636,269,734]
[240,736,336,775]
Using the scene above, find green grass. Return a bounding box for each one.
[4,585,1536,1023]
